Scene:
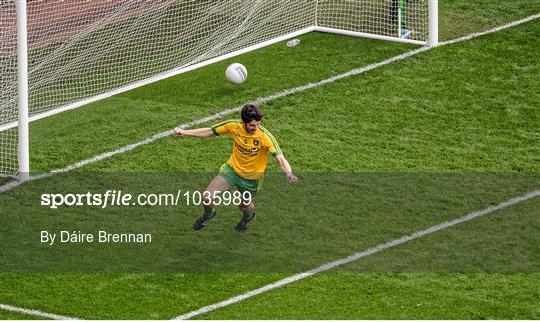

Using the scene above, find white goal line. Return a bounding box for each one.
[0,23,429,133]
[0,44,428,194]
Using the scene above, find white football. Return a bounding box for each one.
[225,63,248,85]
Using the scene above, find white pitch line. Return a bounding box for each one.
[0,304,78,320]
[174,189,540,320]
[440,12,540,46]
[0,13,539,194]
[1,192,538,321]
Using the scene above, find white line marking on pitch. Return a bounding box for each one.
[0,46,427,194]
[440,12,540,46]
[173,189,540,320]
[0,304,78,320]
[0,13,538,194]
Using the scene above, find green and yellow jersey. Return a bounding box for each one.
[212,120,281,180]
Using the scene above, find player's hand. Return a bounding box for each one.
[173,127,185,137]
[287,173,299,185]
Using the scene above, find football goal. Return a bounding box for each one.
[0,0,438,180]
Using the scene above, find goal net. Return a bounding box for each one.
[318,0,429,41]
[0,0,433,177]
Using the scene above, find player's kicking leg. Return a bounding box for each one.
[235,196,255,232]
[193,175,229,230]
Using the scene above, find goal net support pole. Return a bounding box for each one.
[16,0,29,181]
[428,0,439,47]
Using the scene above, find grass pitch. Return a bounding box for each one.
[0,0,539,319]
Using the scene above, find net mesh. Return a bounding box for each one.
[0,0,429,176]
[0,0,18,175]
[317,0,429,41]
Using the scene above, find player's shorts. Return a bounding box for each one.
[219,163,262,198]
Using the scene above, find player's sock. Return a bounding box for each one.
[203,206,215,220]
[241,211,255,222]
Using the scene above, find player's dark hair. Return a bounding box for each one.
[241,104,263,123]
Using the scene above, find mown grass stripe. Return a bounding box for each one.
[173,189,540,320]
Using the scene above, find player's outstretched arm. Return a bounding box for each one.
[173,127,214,138]
[275,154,298,184]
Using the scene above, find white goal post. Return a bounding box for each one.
[1,0,438,180]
